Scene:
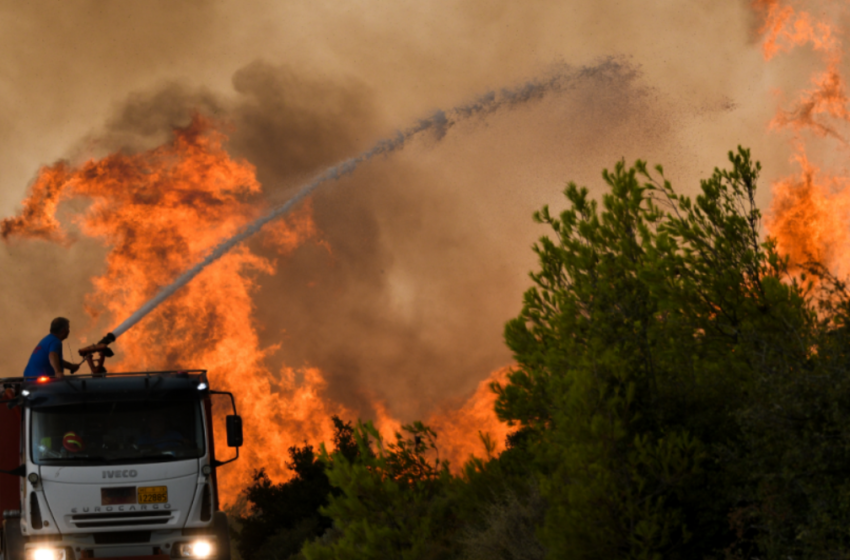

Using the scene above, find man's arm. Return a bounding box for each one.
[48,352,65,379]
[62,359,79,374]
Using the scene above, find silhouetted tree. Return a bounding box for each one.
[236,416,357,560]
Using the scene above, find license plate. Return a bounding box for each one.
[138,486,168,504]
[102,486,136,505]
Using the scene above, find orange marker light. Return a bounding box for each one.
[36,376,50,384]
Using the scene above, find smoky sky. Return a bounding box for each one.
[70,58,659,419]
[0,0,814,420]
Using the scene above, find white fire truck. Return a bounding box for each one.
[0,370,242,560]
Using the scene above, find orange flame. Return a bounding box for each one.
[372,399,404,444]
[1,115,346,502]
[1,163,73,244]
[369,367,513,470]
[2,114,510,503]
[755,1,850,275]
[357,368,513,469]
[766,148,850,276]
[753,0,837,61]
[755,0,847,139]
[427,366,513,467]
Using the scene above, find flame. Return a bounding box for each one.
[372,400,404,444]
[754,1,850,275]
[753,0,837,61]
[427,366,513,467]
[370,367,513,469]
[1,115,346,502]
[2,114,510,503]
[766,148,850,276]
[1,162,73,244]
[755,0,847,139]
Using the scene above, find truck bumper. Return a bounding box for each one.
[21,532,224,560]
[84,557,170,560]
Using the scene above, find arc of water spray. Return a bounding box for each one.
[111,58,632,338]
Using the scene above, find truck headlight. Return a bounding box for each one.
[29,548,66,560]
[176,541,214,559]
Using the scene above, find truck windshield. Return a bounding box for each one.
[30,400,205,465]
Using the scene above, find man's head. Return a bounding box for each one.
[50,317,70,340]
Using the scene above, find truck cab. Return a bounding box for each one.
[0,371,242,560]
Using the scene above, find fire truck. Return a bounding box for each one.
[0,369,242,560]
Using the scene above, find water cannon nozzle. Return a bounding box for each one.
[79,333,116,359]
[99,332,116,346]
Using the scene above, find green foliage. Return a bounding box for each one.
[722,267,850,559]
[236,416,358,560]
[459,480,547,560]
[494,147,831,559]
[302,421,455,560]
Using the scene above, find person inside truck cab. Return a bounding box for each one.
[136,411,185,450]
[23,317,80,380]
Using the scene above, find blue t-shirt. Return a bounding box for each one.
[23,334,63,380]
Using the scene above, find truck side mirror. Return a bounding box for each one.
[226,415,243,447]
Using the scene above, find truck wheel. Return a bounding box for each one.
[213,512,231,560]
[2,519,24,560]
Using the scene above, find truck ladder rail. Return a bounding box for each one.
[0,370,209,386]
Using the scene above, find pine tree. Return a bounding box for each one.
[495,148,819,558]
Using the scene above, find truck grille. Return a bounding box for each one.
[93,531,152,544]
[70,510,173,528]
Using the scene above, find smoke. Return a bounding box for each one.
[0,0,799,424]
[110,59,638,340]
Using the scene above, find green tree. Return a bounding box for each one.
[302,421,455,560]
[721,266,850,558]
[236,416,358,560]
[300,420,545,560]
[495,148,817,559]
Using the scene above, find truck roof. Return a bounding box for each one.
[3,371,211,408]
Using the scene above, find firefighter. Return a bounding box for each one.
[23,317,80,380]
